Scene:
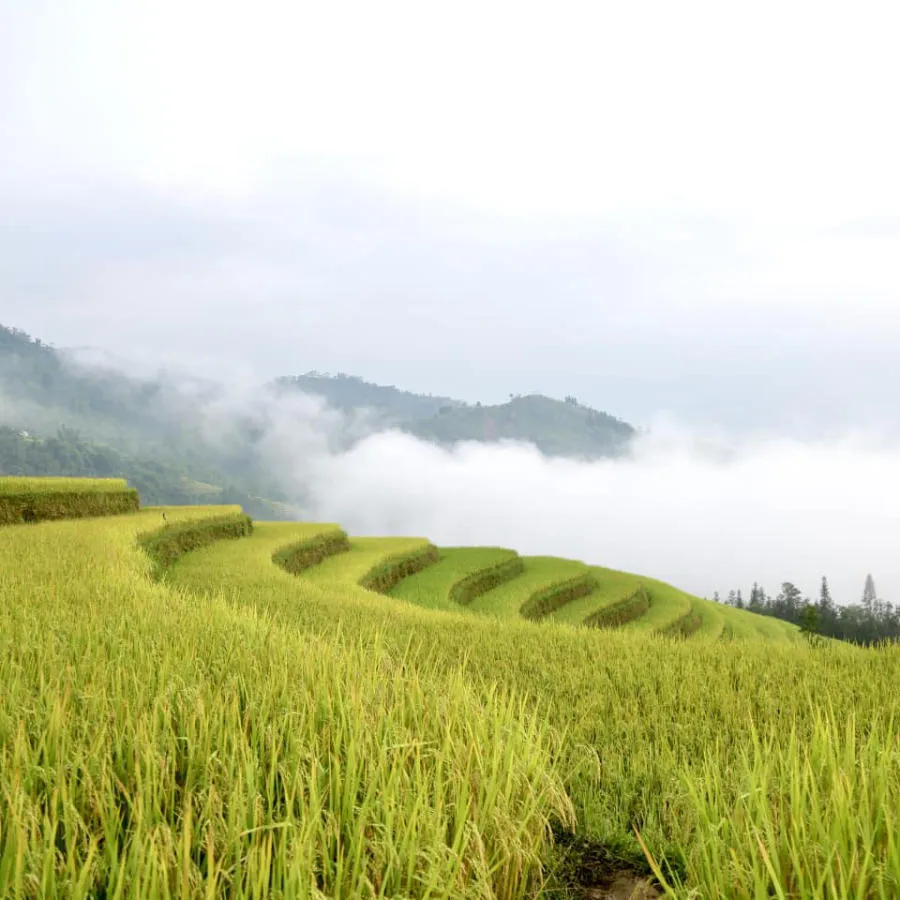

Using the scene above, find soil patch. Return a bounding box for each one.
[580,870,661,899]
[550,828,663,899]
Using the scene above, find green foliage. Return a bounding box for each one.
[164,520,900,897]
[520,573,599,620]
[389,548,524,613]
[137,510,252,576]
[0,326,293,512]
[799,602,822,646]
[358,544,441,593]
[0,425,291,520]
[722,575,899,645]
[275,375,636,458]
[1,512,570,898]
[584,586,651,628]
[272,527,351,574]
[467,556,592,619]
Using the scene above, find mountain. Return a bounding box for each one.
[272,372,463,424]
[0,324,637,508]
[274,377,635,458]
[402,393,634,458]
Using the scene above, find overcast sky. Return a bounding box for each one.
[3,0,900,433]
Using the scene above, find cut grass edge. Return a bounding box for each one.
[521,573,599,621]
[449,555,527,606]
[138,511,254,577]
[272,528,352,574]
[360,544,442,594]
[585,586,651,630]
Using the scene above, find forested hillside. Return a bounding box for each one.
[0,425,294,517]
[403,393,635,458]
[0,325,293,514]
[275,376,635,458]
[273,372,463,423]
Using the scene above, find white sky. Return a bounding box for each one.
[4,1,900,426]
[3,0,899,220]
[4,1,900,600]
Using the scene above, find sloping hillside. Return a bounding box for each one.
[272,372,463,422]
[0,325,292,513]
[403,393,635,458]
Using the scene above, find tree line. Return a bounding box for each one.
[713,574,900,645]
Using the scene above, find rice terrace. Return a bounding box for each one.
[1,476,897,899]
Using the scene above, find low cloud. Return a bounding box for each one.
[271,418,900,606]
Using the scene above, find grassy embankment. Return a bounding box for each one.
[0,475,140,524]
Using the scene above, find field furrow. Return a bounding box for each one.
[467,556,590,619]
[388,546,521,612]
[693,598,726,639]
[548,566,645,625]
[621,578,694,633]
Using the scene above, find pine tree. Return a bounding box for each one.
[749,582,760,610]
[862,574,877,615]
[819,576,833,610]
[735,589,744,609]
[727,590,737,607]
[712,591,721,604]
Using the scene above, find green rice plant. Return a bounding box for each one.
[389,547,523,613]
[0,476,140,524]
[166,525,898,898]
[547,566,646,626]
[137,509,252,577]
[0,476,130,493]
[717,603,769,640]
[520,573,599,621]
[621,579,693,633]
[7,507,896,897]
[359,544,440,593]
[692,597,726,639]
[467,556,590,620]
[271,526,350,574]
[660,602,704,639]
[656,704,900,898]
[0,513,574,899]
[584,585,650,629]
[749,610,803,642]
[447,552,525,606]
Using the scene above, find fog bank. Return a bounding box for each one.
[276,417,898,605]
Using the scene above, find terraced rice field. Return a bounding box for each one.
[548,567,645,626]
[388,546,522,612]
[467,556,590,619]
[0,475,131,493]
[2,483,898,899]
